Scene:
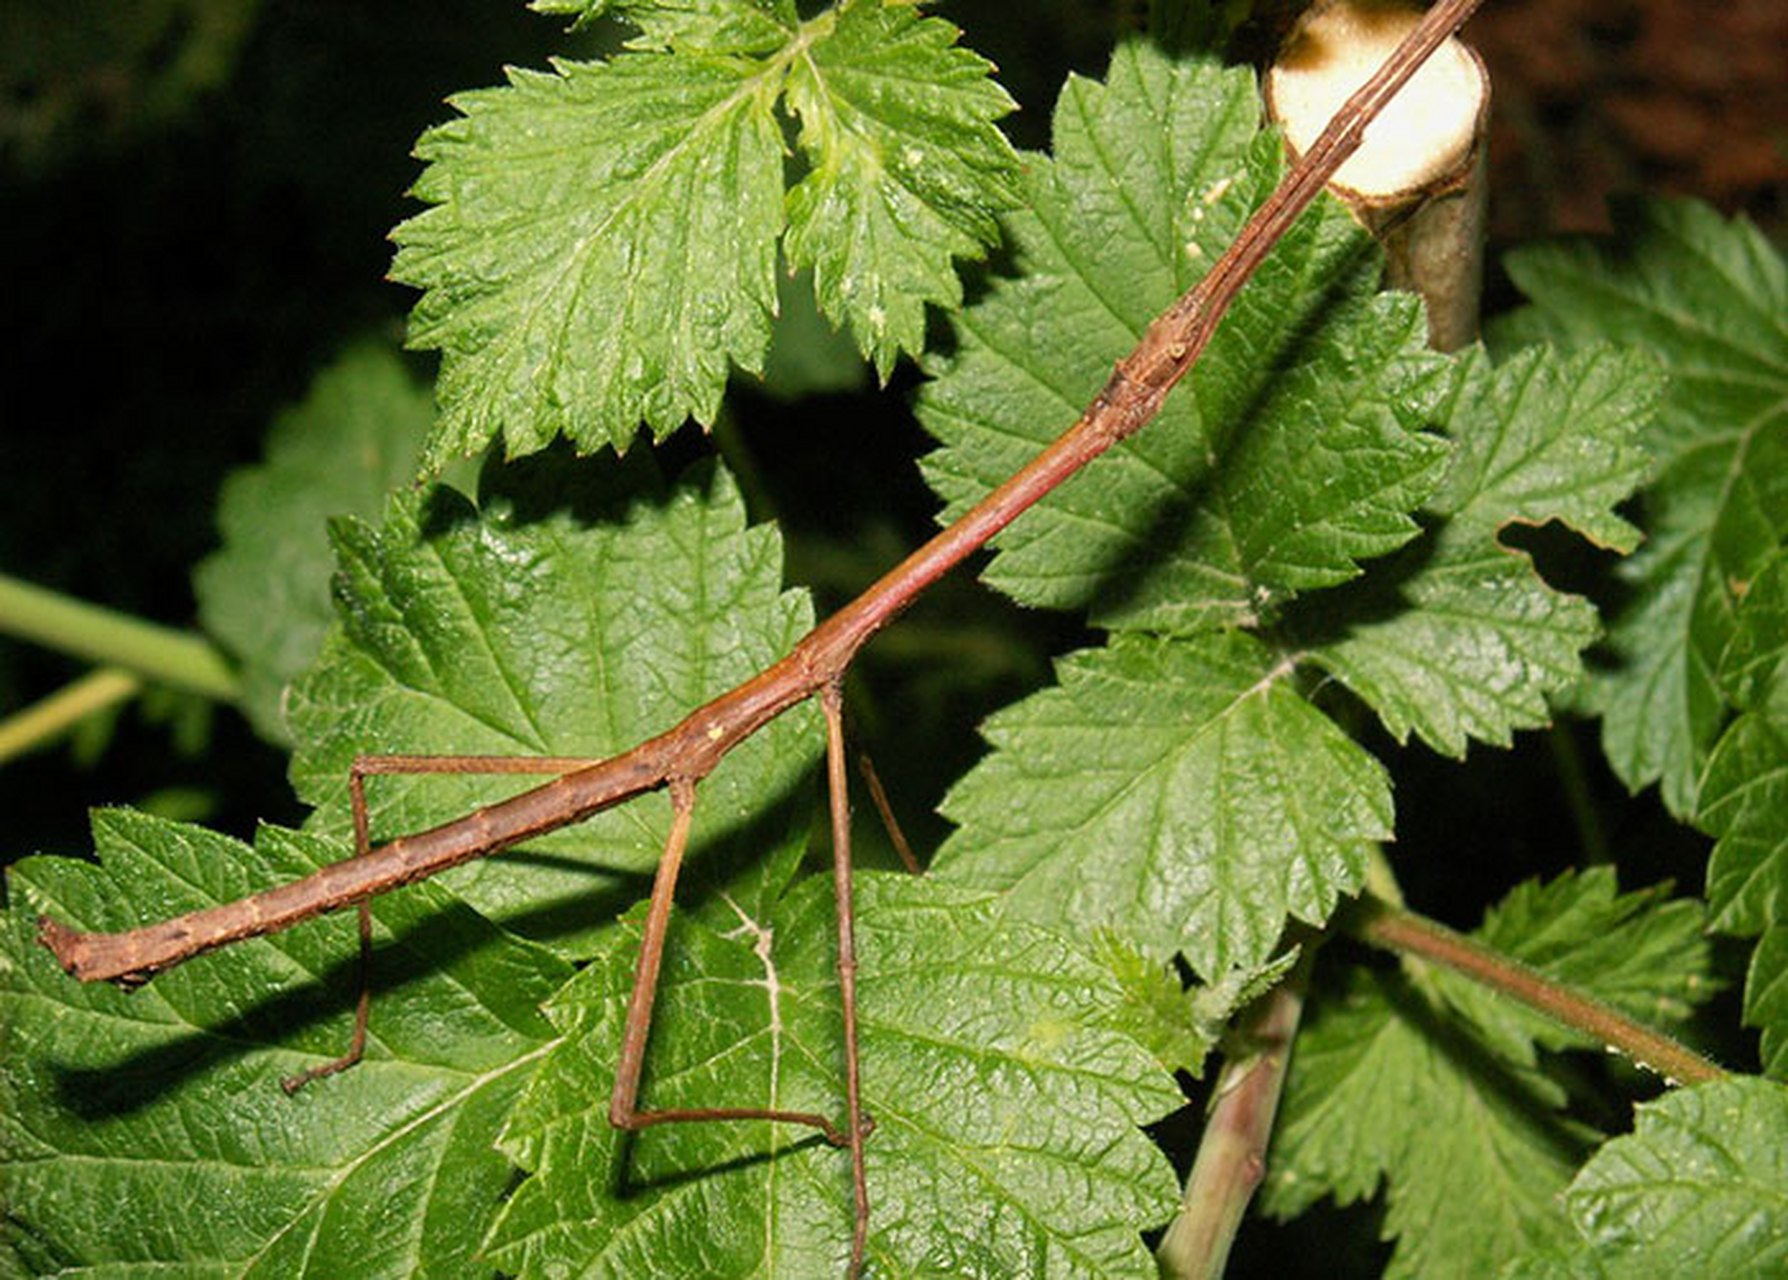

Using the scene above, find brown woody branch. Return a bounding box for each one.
[38,0,1489,988]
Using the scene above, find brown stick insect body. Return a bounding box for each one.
[36,2,1488,1270]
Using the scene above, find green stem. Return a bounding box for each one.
[1156,952,1313,1280]
[1352,898,1725,1086]
[0,573,238,701]
[1547,723,1610,865]
[0,667,143,764]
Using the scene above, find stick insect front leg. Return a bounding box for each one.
[280,752,607,1093]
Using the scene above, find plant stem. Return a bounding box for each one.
[1351,897,1726,1085]
[0,573,238,702]
[0,668,143,764]
[1547,723,1611,865]
[1156,953,1312,1280]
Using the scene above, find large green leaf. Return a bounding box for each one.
[917,43,1450,635]
[285,452,820,958]
[193,342,433,743]
[934,631,1392,974]
[1497,199,1788,815]
[1561,1078,1788,1277]
[484,874,1182,1277]
[1,811,570,1278]
[1295,346,1655,755]
[781,1,1021,376]
[391,0,1017,466]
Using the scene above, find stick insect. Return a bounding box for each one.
[35,4,1486,1272]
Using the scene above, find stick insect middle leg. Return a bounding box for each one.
[280,752,607,1094]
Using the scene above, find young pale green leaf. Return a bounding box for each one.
[1426,868,1716,1062]
[1498,199,1788,816]
[193,342,432,744]
[1561,1078,1788,1277]
[1089,932,1299,1078]
[918,43,1450,634]
[782,1,1020,377]
[1,810,570,1278]
[933,631,1392,975]
[1296,345,1657,756]
[392,2,1017,467]
[483,873,1183,1278]
[285,452,820,958]
[1262,969,1590,1280]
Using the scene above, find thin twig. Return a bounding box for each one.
[857,752,922,876]
[39,0,1490,989]
[1352,898,1726,1086]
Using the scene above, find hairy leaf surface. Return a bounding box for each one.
[918,43,1449,634]
[1561,1078,1788,1277]
[934,631,1391,973]
[1425,868,1713,1061]
[1,813,570,1278]
[1499,199,1788,815]
[1298,346,1656,755]
[392,0,1017,466]
[484,874,1182,1278]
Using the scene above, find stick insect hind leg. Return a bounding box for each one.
[609,690,875,1276]
[279,751,607,1094]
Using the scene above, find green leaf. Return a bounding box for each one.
[483,873,1182,1277]
[1562,1078,1788,1277]
[1296,345,1657,756]
[1498,199,1788,815]
[917,43,1450,634]
[933,631,1392,974]
[1262,969,1590,1279]
[193,342,432,743]
[1695,546,1788,1071]
[1698,703,1788,935]
[393,52,786,465]
[1716,548,1788,713]
[1743,926,1788,1079]
[1427,868,1716,1061]
[1698,564,1788,928]
[391,2,1017,466]
[285,451,821,957]
[783,1,1021,377]
[1,810,571,1278]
